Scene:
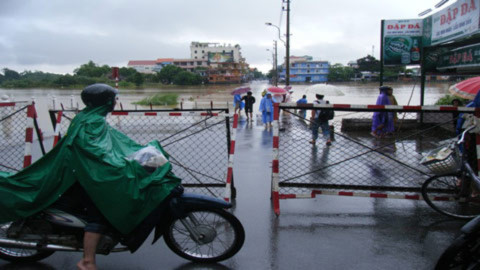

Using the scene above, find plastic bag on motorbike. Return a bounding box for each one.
[126,145,168,173]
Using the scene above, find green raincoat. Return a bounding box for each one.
[0,105,181,234]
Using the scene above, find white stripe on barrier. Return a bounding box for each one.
[24,142,32,156]
[279,190,423,200]
[111,111,227,117]
[280,102,477,112]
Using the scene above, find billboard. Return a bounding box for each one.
[383,19,423,65]
[425,0,480,46]
[208,52,234,63]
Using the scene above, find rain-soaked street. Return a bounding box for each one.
[0,114,468,270]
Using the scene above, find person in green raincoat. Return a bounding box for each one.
[0,84,181,270]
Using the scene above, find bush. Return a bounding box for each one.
[434,94,469,106]
[134,93,178,106]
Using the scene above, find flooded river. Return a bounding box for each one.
[0,80,452,134]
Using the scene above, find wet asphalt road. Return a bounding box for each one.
[0,115,468,270]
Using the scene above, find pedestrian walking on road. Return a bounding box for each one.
[259,93,274,129]
[234,94,244,116]
[296,95,308,119]
[371,86,394,138]
[310,93,332,146]
[241,91,256,121]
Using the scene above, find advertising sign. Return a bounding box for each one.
[437,43,480,70]
[208,52,234,63]
[430,0,480,45]
[383,19,423,66]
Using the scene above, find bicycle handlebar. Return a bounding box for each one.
[458,126,476,145]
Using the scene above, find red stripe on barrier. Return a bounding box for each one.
[280,194,297,199]
[230,141,236,154]
[145,112,157,116]
[56,111,63,124]
[332,104,351,108]
[201,112,219,116]
[23,156,32,168]
[272,160,279,173]
[25,128,33,143]
[405,194,420,200]
[433,196,450,201]
[339,191,354,196]
[272,191,280,216]
[274,103,279,120]
[169,112,182,116]
[367,105,385,109]
[0,102,15,107]
[232,114,238,128]
[226,167,233,184]
[273,136,279,148]
[403,106,422,110]
[53,136,60,146]
[27,104,36,118]
[312,190,323,197]
[439,106,457,111]
[112,111,128,115]
[370,193,388,198]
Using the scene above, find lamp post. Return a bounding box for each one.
[266,22,286,86]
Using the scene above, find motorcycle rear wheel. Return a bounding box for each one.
[163,207,245,263]
[0,221,55,263]
[435,233,480,270]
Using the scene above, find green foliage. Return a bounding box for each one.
[134,93,179,106]
[356,55,380,72]
[132,72,144,86]
[157,65,183,84]
[328,63,355,82]
[251,68,264,79]
[434,94,469,106]
[173,71,202,85]
[74,61,110,78]
[3,68,21,80]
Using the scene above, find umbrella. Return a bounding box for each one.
[267,87,287,94]
[449,77,480,100]
[231,86,251,95]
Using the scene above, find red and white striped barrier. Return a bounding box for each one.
[53,111,63,147]
[224,113,239,202]
[281,102,479,112]
[279,190,422,200]
[272,103,280,215]
[111,111,226,117]
[23,103,36,168]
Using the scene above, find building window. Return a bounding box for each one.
[202,56,205,59]
[197,61,202,65]
[195,50,197,53]
[195,56,197,59]
[202,50,205,53]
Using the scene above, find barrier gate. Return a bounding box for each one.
[271,102,478,215]
[49,108,235,200]
[0,101,43,173]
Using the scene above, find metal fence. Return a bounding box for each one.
[271,102,478,215]
[0,102,41,173]
[49,109,233,199]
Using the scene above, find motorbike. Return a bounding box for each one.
[0,186,245,264]
[435,215,480,269]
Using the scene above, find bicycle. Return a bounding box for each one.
[421,115,480,219]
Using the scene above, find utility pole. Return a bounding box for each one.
[285,0,291,86]
[274,40,278,86]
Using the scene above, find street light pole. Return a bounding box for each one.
[285,0,290,86]
[274,40,278,86]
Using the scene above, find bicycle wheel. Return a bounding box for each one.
[422,173,480,219]
[163,207,245,263]
[435,233,480,270]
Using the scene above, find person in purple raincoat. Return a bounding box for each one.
[371,86,394,138]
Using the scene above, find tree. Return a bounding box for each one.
[74,61,110,78]
[132,72,144,86]
[328,63,355,82]
[2,68,20,80]
[173,71,202,85]
[251,68,264,79]
[157,65,183,84]
[356,55,380,72]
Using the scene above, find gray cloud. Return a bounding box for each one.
[0,0,445,73]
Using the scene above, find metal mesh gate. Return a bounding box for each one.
[271,102,477,214]
[0,102,39,173]
[49,109,232,199]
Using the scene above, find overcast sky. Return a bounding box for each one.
[0,0,451,74]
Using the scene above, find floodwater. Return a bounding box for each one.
[0,80,452,134]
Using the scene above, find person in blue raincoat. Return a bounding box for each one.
[259,93,274,129]
[371,86,394,138]
[234,94,244,116]
[296,95,308,118]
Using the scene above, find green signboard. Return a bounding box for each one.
[437,43,480,70]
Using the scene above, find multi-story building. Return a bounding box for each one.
[279,56,330,83]
[128,41,250,84]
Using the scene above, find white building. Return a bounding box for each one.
[190,42,244,63]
